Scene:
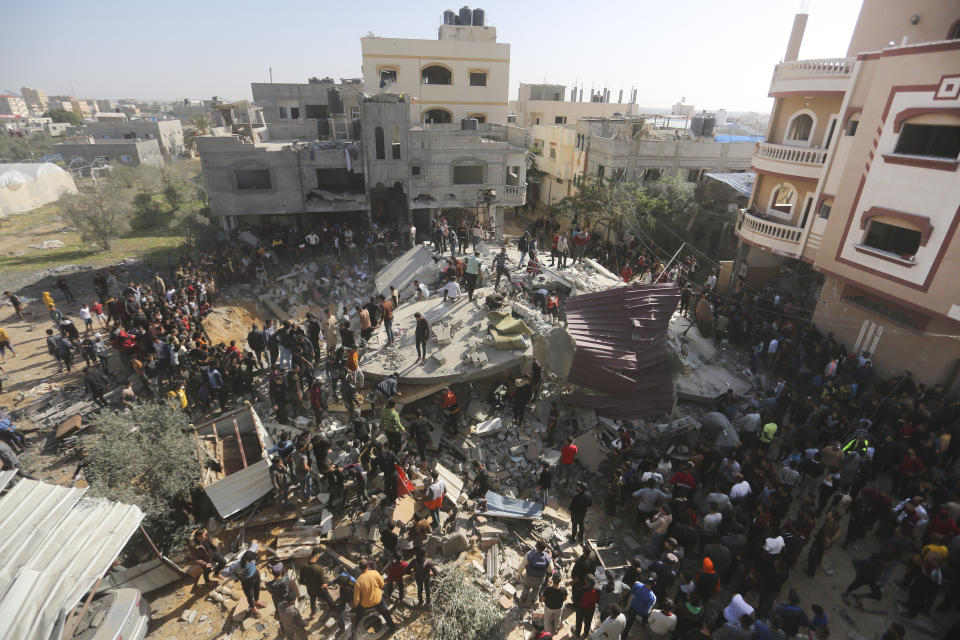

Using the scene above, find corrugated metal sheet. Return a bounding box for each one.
[196,405,275,519]
[203,458,273,519]
[98,557,185,595]
[564,283,681,419]
[0,469,16,491]
[0,479,144,640]
[703,171,755,197]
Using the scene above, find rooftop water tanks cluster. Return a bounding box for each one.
[443,7,485,26]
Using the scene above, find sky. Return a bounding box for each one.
[1,0,864,113]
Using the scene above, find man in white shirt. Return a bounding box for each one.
[439,278,461,302]
[590,604,627,640]
[705,270,718,291]
[647,601,678,640]
[729,474,752,503]
[413,279,430,301]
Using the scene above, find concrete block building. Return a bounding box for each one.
[0,94,29,117]
[514,83,638,129]
[53,138,164,171]
[251,78,365,141]
[20,87,48,114]
[735,0,960,387]
[86,118,185,158]
[361,8,510,125]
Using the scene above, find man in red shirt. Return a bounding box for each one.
[380,295,395,345]
[384,552,409,604]
[560,437,578,484]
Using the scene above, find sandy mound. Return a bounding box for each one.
[204,299,266,346]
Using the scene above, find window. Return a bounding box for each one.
[290,107,300,120]
[391,126,401,160]
[555,116,567,124]
[597,164,605,178]
[686,168,700,182]
[467,113,486,123]
[863,220,922,257]
[823,117,837,149]
[770,184,795,215]
[549,147,557,159]
[949,20,960,39]
[469,72,487,86]
[421,65,452,85]
[894,124,960,159]
[235,169,272,190]
[278,106,288,120]
[351,105,360,119]
[818,201,832,220]
[845,119,859,136]
[453,165,484,184]
[412,166,421,176]
[379,68,397,87]
[305,105,327,119]
[643,168,663,181]
[423,108,452,124]
[375,126,385,160]
[786,113,813,143]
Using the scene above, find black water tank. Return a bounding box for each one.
[462,117,479,130]
[327,87,343,114]
[472,7,484,26]
[459,6,472,25]
[701,116,715,138]
[443,9,456,25]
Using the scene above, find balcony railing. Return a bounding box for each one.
[503,185,527,204]
[772,57,854,81]
[739,210,802,244]
[756,142,827,166]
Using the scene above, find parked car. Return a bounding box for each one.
[70,588,150,640]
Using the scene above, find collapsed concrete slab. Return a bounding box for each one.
[374,244,437,298]
[668,314,753,402]
[360,296,531,385]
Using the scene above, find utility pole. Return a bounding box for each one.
[269,66,273,83]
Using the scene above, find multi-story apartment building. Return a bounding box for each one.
[86,117,185,158]
[736,0,960,386]
[360,10,510,125]
[20,87,48,114]
[0,94,29,117]
[197,94,528,237]
[514,83,638,129]
[251,78,365,141]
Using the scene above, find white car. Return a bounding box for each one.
[69,588,151,640]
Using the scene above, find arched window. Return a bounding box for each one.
[948,19,960,40]
[423,108,452,124]
[375,126,385,160]
[421,65,452,85]
[768,183,796,216]
[786,113,814,144]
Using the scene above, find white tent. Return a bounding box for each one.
[0,162,78,217]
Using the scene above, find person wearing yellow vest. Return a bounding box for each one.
[761,421,778,448]
[0,326,15,362]
[424,470,446,527]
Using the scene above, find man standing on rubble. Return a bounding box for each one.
[569,481,593,543]
[464,251,481,301]
[380,295,395,346]
[352,559,396,636]
[414,312,430,364]
[559,437,578,485]
[424,470,446,527]
[518,540,554,608]
[381,400,405,452]
[435,386,460,434]
[492,246,513,291]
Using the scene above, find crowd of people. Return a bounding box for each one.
[2,212,958,640]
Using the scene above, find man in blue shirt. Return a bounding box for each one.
[622,578,657,639]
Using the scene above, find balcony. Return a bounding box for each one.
[503,184,527,205]
[737,209,802,257]
[768,57,854,96]
[752,141,827,180]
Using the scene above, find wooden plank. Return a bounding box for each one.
[55,414,83,439]
[433,462,464,506]
[393,495,416,525]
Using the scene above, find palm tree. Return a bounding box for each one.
[183,115,212,156]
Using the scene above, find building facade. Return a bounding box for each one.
[0,94,29,117]
[20,87,48,114]
[514,83,637,129]
[736,0,960,387]
[53,138,164,171]
[86,118,185,158]
[251,78,364,141]
[360,15,510,125]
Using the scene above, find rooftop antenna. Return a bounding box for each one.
[269,66,273,83]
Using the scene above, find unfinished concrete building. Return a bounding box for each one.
[251,78,365,141]
[52,138,164,171]
[575,116,755,185]
[85,117,185,158]
[361,94,529,240]
[196,135,364,227]
[210,101,268,142]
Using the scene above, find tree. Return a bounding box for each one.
[431,567,505,640]
[83,404,201,550]
[61,180,133,250]
[184,115,212,154]
[43,108,84,126]
[0,132,53,161]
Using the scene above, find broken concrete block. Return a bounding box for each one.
[499,595,514,609]
[320,509,333,535]
[332,524,354,540]
[180,609,198,624]
[442,532,470,556]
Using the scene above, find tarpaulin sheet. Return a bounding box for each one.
[487,311,533,335]
[481,490,542,520]
[490,329,530,350]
